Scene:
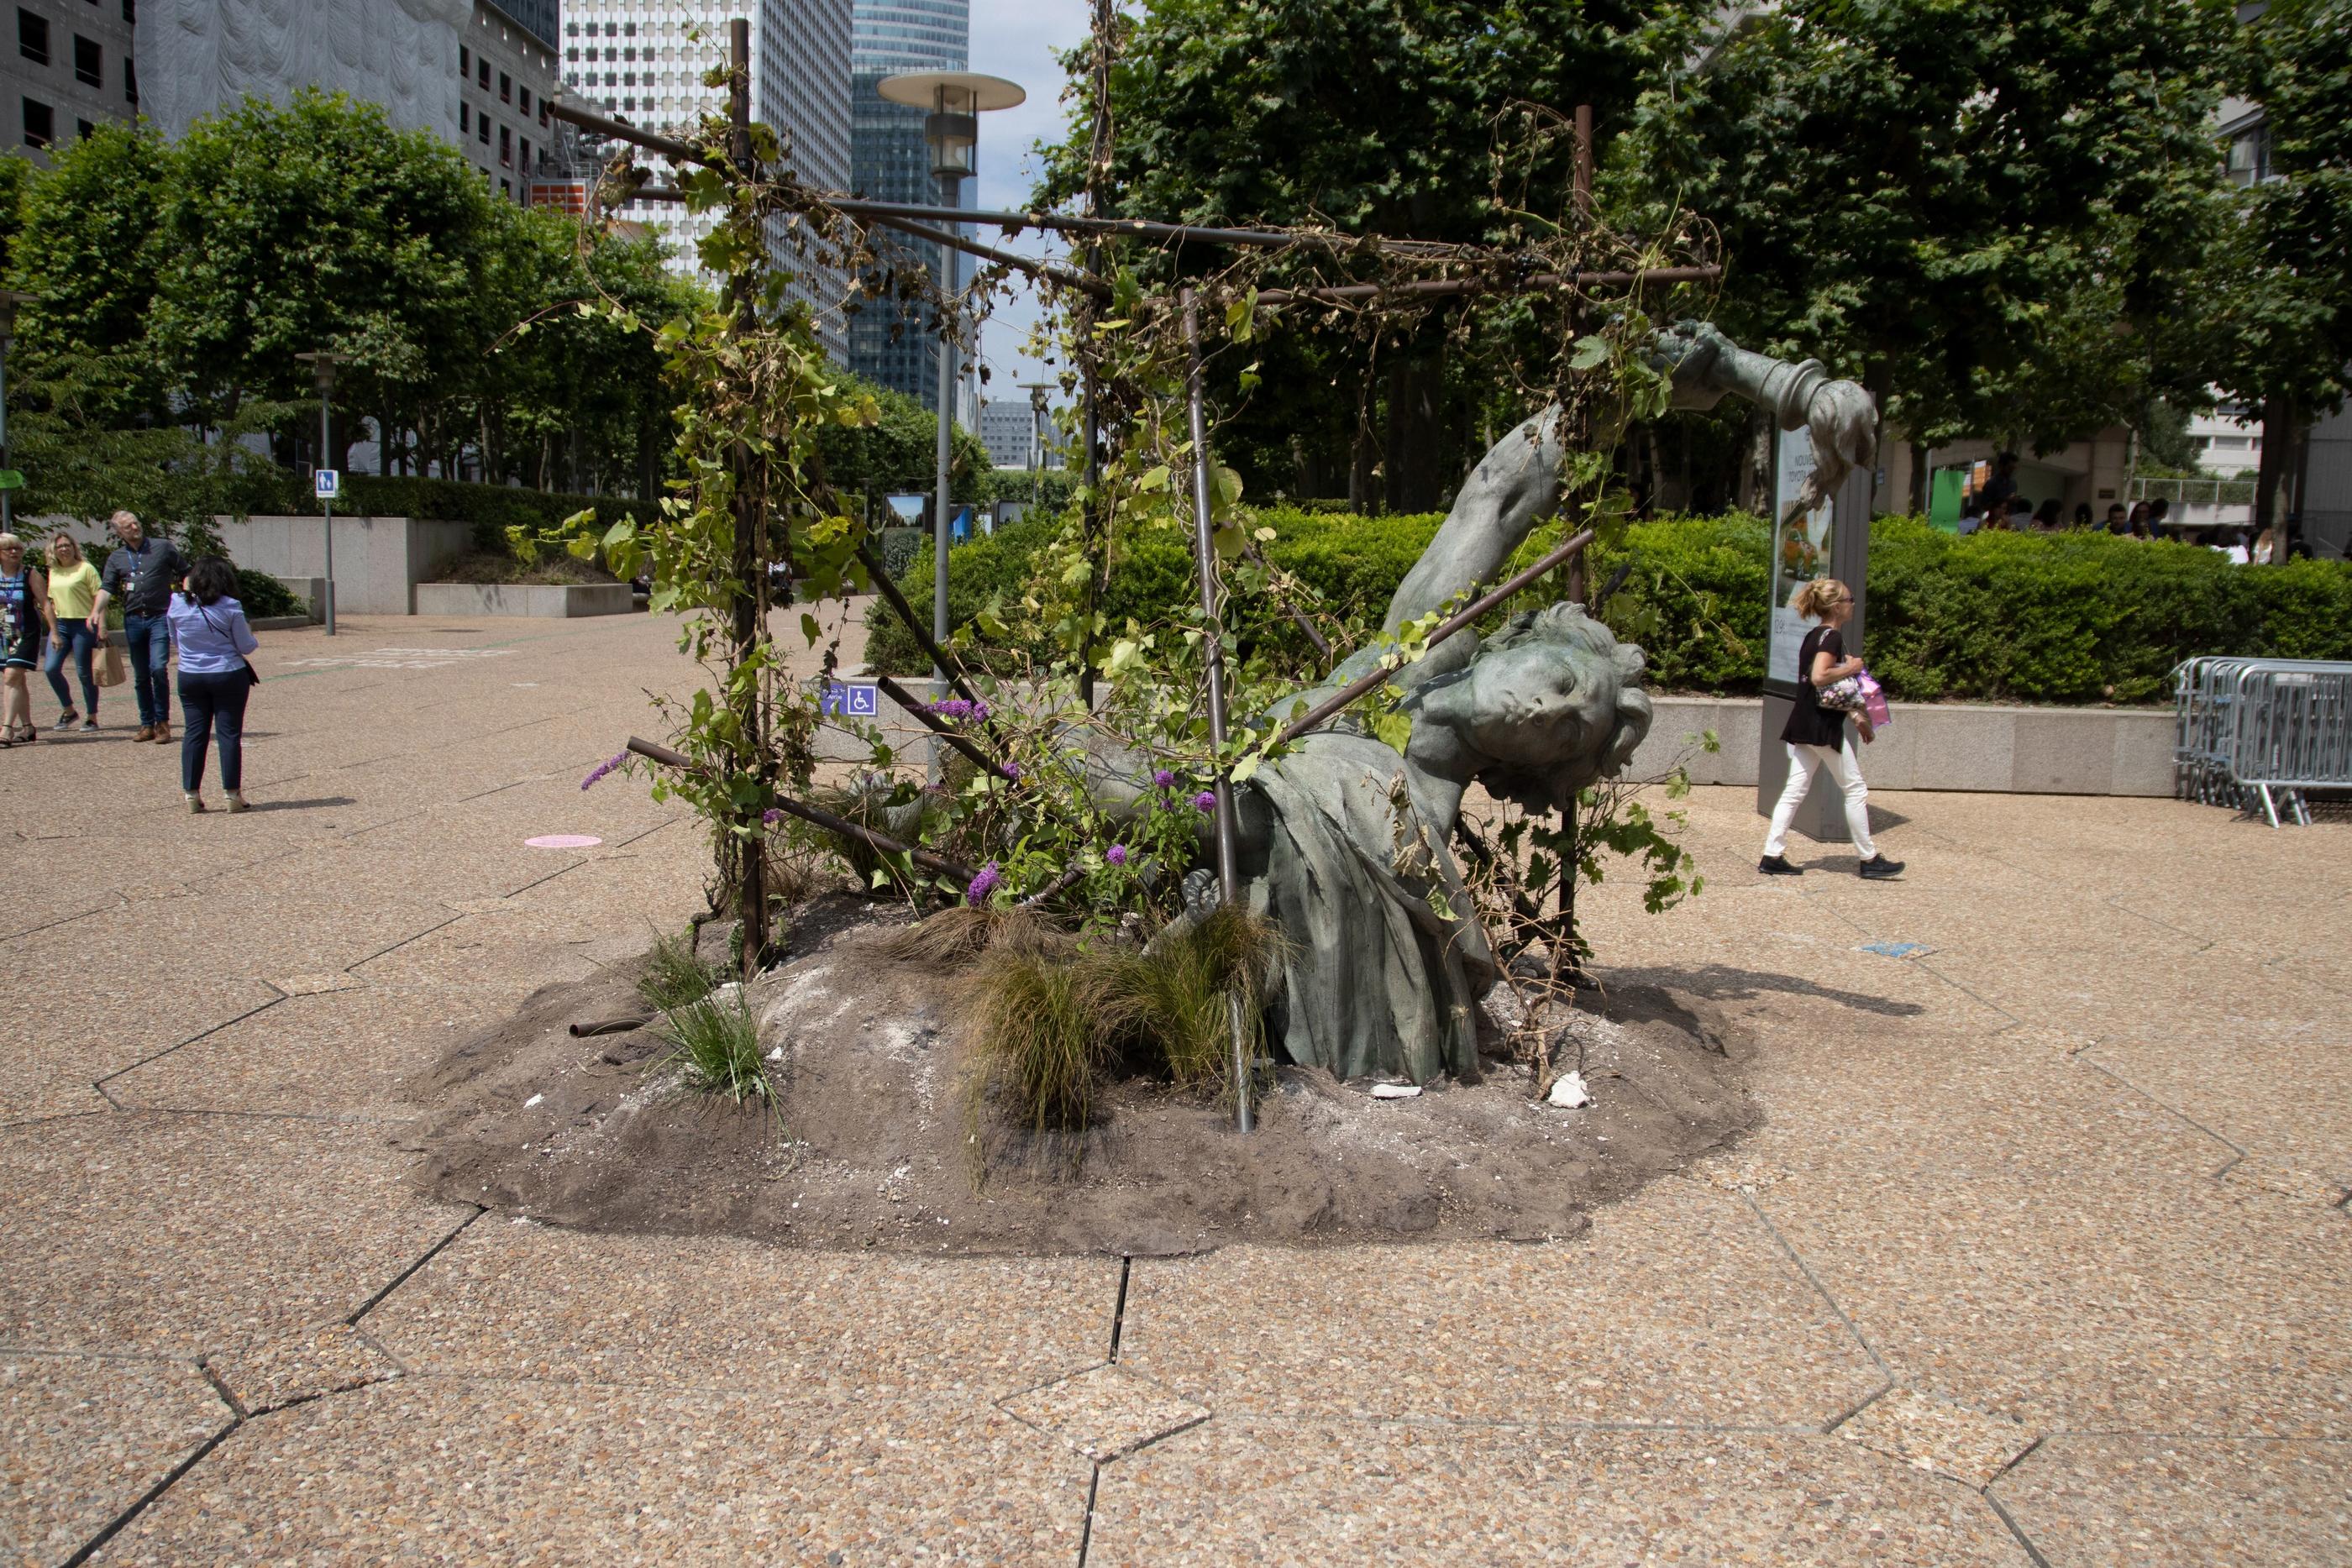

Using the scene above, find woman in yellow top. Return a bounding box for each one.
[42,531,102,731]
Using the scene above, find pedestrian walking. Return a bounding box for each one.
[0,532,53,745]
[166,557,259,813]
[90,511,186,742]
[1759,577,1903,880]
[41,531,101,731]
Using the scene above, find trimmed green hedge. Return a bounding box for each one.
[866,509,2352,705]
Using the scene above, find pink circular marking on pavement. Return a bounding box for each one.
[525,834,604,849]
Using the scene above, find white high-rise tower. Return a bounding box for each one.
[557,2,853,357]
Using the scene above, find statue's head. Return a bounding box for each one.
[1415,602,1652,810]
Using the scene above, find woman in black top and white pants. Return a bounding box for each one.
[1760,578,1903,879]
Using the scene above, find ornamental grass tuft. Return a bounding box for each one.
[657,993,771,1107]
[638,927,722,1013]
[963,951,1112,1136]
[957,905,1284,1143]
[1099,906,1284,1092]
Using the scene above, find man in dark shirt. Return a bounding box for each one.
[90,510,186,742]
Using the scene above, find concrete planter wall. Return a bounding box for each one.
[214,515,472,615]
[413,582,635,618]
[1628,694,2175,797]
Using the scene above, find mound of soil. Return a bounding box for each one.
[409,895,1757,1256]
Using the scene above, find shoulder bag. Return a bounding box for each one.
[199,604,262,690]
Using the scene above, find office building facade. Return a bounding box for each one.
[461,4,564,207]
[135,0,558,211]
[558,2,852,354]
[848,0,970,411]
[0,0,138,158]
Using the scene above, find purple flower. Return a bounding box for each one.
[965,861,1002,905]
[1000,762,1023,782]
[1193,790,1218,814]
[761,808,783,824]
[580,751,627,791]
[1105,844,1129,867]
[928,698,974,721]
[1152,768,1177,789]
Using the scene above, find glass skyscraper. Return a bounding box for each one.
[848,0,972,409]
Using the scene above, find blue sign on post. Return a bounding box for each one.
[822,680,879,718]
[313,468,340,501]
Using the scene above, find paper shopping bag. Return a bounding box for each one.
[96,636,127,688]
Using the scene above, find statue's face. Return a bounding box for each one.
[1462,640,1621,770]
[1432,633,1653,806]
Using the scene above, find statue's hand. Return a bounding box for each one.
[1807,379,1877,480]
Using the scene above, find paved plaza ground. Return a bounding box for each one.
[2,610,2347,1565]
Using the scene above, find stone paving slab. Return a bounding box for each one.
[0,977,283,1126]
[0,1352,229,1565]
[365,1219,1118,1400]
[3,626,2349,1565]
[100,983,521,1121]
[88,1378,1092,1565]
[1119,1178,1884,1429]
[1991,1434,2352,1566]
[1086,1418,2031,1565]
[0,1113,470,1361]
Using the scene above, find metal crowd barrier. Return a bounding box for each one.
[2172,656,2352,826]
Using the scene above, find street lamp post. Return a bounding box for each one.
[1021,382,1054,505]
[292,351,353,636]
[0,292,36,535]
[877,71,1024,766]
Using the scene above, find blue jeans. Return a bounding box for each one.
[122,613,171,726]
[177,669,250,793]
[44,617,97,715]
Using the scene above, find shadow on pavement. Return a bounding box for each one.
[1607,962,1928,1019]
[250,796,357,812]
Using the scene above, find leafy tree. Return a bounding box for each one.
[813,375,990,509]
[478,204,696,497]
[2206,0,2352,532]
[147,88,499,459]
[1611,0,2243,485]
[11,123,171,415]
[1036,0,1698,511]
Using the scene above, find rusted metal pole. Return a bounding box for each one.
[1573,103,1594,222]
[722,18,773,979]
[1251,265,1717,307]
[625,737,979,884]
[1183,290,1254,1135]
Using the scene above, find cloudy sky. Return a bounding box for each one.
[961,0,1092,412]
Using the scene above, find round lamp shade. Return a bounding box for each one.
[875,71,1026,113]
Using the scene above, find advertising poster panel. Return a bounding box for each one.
[1767,427,1835,691]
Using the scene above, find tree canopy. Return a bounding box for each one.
[1,91,703,530]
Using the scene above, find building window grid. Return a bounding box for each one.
[18,8,48,66]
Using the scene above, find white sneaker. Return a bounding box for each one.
[186,793,207,814]
[225,792,249,814]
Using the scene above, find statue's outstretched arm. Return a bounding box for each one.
[1380,406,1567,635]
[1651,321,1877,512]
[1373,324,1874,640]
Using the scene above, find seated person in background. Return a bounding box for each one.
[2105,502,2129,533]
[2073,502,2094,529]
[1982,496,2016,531]
[2032,499,2064,532]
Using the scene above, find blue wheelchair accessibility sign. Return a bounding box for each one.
[822,680,879,717]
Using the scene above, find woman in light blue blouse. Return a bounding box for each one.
[165,558,260,813]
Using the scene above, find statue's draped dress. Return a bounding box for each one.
[1236,731,1494,1085]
